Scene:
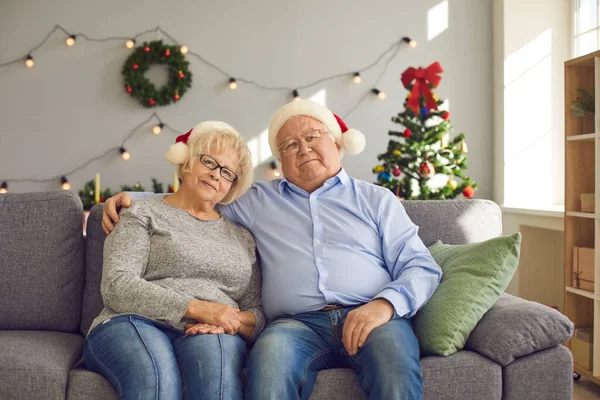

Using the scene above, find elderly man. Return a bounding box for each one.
[102,100,442,400]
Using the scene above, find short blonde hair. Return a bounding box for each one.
[177,129,253,204]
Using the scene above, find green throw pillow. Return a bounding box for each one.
[414,233,522,357]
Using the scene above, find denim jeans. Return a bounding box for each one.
[83,314,247,400]
[245,306,422,400]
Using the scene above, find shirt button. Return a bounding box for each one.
[314,216,319,220]
[315,240,320,244]
[320,285,325,290]
[316,258,321,262]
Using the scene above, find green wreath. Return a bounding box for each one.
[122,40,192,107]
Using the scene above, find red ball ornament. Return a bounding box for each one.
[126,86,132,93]
[442,111,450,120]
[419,162,436,179]
[403,129,411,138]
[165,49,171,56]
[178,71,185,79]
[148,98,155,106]
[392,168,401,176]
[132,64,139,70]
[463,186,475,198]
[144,46,151,52]
[173,93,180,101]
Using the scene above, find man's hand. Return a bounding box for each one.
[185,323,225,335]
[342,299,395,356]
[185,300,242,335]
[102,192,132,235]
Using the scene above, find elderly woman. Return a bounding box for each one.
[83,121,263,400]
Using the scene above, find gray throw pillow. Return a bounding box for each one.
[465,293,574,366]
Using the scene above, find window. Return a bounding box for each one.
[573,0,600,57]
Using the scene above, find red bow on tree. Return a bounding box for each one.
[401,62,444,115]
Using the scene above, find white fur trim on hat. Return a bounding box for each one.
[165,121,240,166]
[268,100,365,160]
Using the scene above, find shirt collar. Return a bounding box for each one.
[278,168,350,195]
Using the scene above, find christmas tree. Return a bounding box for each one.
[373,62,477,200]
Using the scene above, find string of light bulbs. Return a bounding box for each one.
[0,25,417,193]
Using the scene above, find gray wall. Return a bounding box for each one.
[0,0,492,198]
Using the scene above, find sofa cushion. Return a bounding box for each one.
[80,204,107,335]
[0,191,85,331]
[414,233,521,356]
[69,350,501,400]
[402,199,503,246]
[465,294,574,366]
[0,330,83,400]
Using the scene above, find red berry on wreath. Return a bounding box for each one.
[463,185,475,198]
[165,49,171,56]
[132,64,139,70]
[442,111,450,120]
[126,86,132,93]
[148,98,155,106]
[144,46,151,52]
[403,129,411,138]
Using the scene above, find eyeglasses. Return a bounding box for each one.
[278,129,326,156]
[198,154,238,183]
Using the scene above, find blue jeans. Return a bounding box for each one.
[84,315,247,400]
[246,306,422,400]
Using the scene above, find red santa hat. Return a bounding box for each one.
[165,121,240,165]
[268,100,366,160]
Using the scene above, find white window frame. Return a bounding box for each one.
[573,0,600,57]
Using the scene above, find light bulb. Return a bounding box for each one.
[60,176,71,190]
[403,37,417,48]
[229,78,237,90]
[25,55,34,68]
[126,39,135,49]
[66,35,76,47]
[152,123,164,135]
[372,88,385,100]
[120,147,131,160]
[180,45,189,54]
[353,72,361,84]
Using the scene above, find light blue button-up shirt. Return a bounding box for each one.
[218,169,442,321]
[135,169,442,321]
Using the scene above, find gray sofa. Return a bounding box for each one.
[0,191,574,399]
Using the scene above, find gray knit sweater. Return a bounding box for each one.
[88,196,264,343]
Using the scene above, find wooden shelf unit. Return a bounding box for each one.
[564,50,600,380]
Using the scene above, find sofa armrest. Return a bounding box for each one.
[464,294,574,366]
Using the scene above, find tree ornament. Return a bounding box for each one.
[148,98,155,106]
[403,129,411,138]
[419,162,435,179]
[392,168,401,176]
[463,186,475,198]
[174,93,180,101]
[460,141,468,153]
[377,171,392,181]
[165,49,171,56]
[442,111,450,120]
[420,107,429,116]
[132,64,139,70]
[144,46,151,52]
[448,179,458,190]
[393,149,402,156]
[126,86,132,93]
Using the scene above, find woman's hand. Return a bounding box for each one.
[185,300,241,335]
[185,323,225,335]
